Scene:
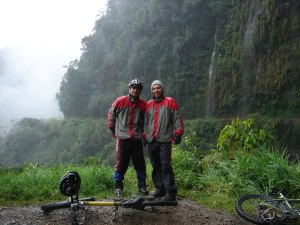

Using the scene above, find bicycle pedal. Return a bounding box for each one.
[149,206,158,212]
[148,195,155,200]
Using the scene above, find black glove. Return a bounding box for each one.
[174,136,181,145]
[142,138,148,147]
[110,129,116,137]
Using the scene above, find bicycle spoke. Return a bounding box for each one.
[236,194,287,225]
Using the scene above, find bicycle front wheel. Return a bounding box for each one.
[235,194,287,225]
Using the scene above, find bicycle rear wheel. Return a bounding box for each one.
[235,194,287,225]
[41,197,96,213]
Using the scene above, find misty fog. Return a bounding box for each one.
[0,47,63,127]
[0,0,108,134]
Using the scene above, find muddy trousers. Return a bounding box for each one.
[113,138,147,189]
[148,141,177,196]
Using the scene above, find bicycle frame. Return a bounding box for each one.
[81,200,116,206]
[275,193,300,218]
[55,195,178,209]
[71,196,153,210]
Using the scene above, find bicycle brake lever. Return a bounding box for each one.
[268,186,279,196]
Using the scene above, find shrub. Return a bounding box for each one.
[216,118,274,157]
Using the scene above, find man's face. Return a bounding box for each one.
[129,86,141,97]
[151,84,162,98]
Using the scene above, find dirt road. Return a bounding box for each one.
[0,197,253,225]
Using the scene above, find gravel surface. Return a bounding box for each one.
[0,197,254,225]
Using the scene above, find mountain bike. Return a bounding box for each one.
[40,171,178,225]
[235,187,300,225]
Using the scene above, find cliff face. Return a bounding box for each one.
[254,1,300,114]
[54,0,300,119]
[211,0,300,117]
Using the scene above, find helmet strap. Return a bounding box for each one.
[128,94,139,103]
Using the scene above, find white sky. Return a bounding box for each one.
[0,0,107,129]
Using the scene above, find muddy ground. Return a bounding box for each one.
[0,197,254,225]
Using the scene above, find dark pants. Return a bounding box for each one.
[114,139,147,188]
[148,141,177,196]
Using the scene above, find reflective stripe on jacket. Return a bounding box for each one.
[144,97,184,142]
[107,96,146,140]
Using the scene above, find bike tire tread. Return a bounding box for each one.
[235,194,287,225]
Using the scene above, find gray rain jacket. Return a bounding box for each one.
[108,95,146,140]
[144,97,184,143]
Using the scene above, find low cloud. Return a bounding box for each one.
[0,0,107,130]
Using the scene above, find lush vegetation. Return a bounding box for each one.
[1,118,300,214]
[0,1,299,168]
[0,116,297,168]
[0,0,300,215]
[55,0,300,118]
[0,117,115,167]
[175,119,300,204]
[0,163,114,206]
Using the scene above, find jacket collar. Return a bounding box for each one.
[152,95,165,102]
[127,94,139,103]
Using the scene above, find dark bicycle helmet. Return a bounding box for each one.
[59,171,81,196]
[128,79,143,90]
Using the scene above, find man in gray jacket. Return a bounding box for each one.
[144,80,184,201]
[108,79,148,197]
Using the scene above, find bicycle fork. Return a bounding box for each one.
[112,206,119,221]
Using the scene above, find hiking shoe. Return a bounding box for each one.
[115,188,123,198]
[150,190,166,198]
[139,187,149,195]
[137,180,149,195]
[164,193,176,201]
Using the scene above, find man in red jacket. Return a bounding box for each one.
[144,80,184,201]
[107,79,148,197]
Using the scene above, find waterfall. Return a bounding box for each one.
[242,0,260,113]
[205,32,217,118]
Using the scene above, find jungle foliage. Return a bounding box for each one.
[1,120,300,213]
[0,118,115,167]
[0,116,296,168]
[55,0,300,118]
[1,0,300,167]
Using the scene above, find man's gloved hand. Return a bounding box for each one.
[110,129,116,137]
[142,138,148,147]
[174,136,181,145]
